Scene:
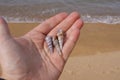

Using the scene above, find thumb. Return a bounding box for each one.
[0,17,11,41]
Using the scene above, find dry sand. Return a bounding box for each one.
[0,23,120,80]
[60,51,120,80]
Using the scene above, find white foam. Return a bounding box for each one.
[2,15,120,24]
[82,15,120,24]
[3,16,44,23]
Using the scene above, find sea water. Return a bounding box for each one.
[0,0,120,24]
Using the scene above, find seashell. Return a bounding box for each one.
[52,36,62,55]
[45,36,53,54]
[57,29,64,50]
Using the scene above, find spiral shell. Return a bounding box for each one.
[57,29,64,50]
[45,36,53,54]
[52,37,62,55]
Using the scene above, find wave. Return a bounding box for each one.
[2,15,120,24]
[3,16,44,23]
[82,15,120,24]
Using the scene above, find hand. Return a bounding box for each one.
[0,12,83,80]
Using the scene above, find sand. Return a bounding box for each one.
[0,23,120,80]
[60,51,120,80]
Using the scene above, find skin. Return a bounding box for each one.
[0,12,83,80]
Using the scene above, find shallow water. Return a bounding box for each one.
[0,0,120,24]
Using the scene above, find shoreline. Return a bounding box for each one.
[8,23,120,56]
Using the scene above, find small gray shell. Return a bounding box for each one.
[45,36,53,53]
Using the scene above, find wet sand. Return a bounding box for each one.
[0,23,120,80]
[8,23,120,56]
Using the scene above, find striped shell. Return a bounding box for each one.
[57,29,64,50]
[52,37,62,55]
[45,36,53,54]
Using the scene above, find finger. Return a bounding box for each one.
[0,17,11,41]
[66,19,83,37]
[29,12,68,35]
[48,12,80,36]
[62,19,83,60]
[63,29,80,60]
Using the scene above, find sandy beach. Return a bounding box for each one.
[0,23,120,80]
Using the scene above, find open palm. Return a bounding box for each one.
[0,12,83,80]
